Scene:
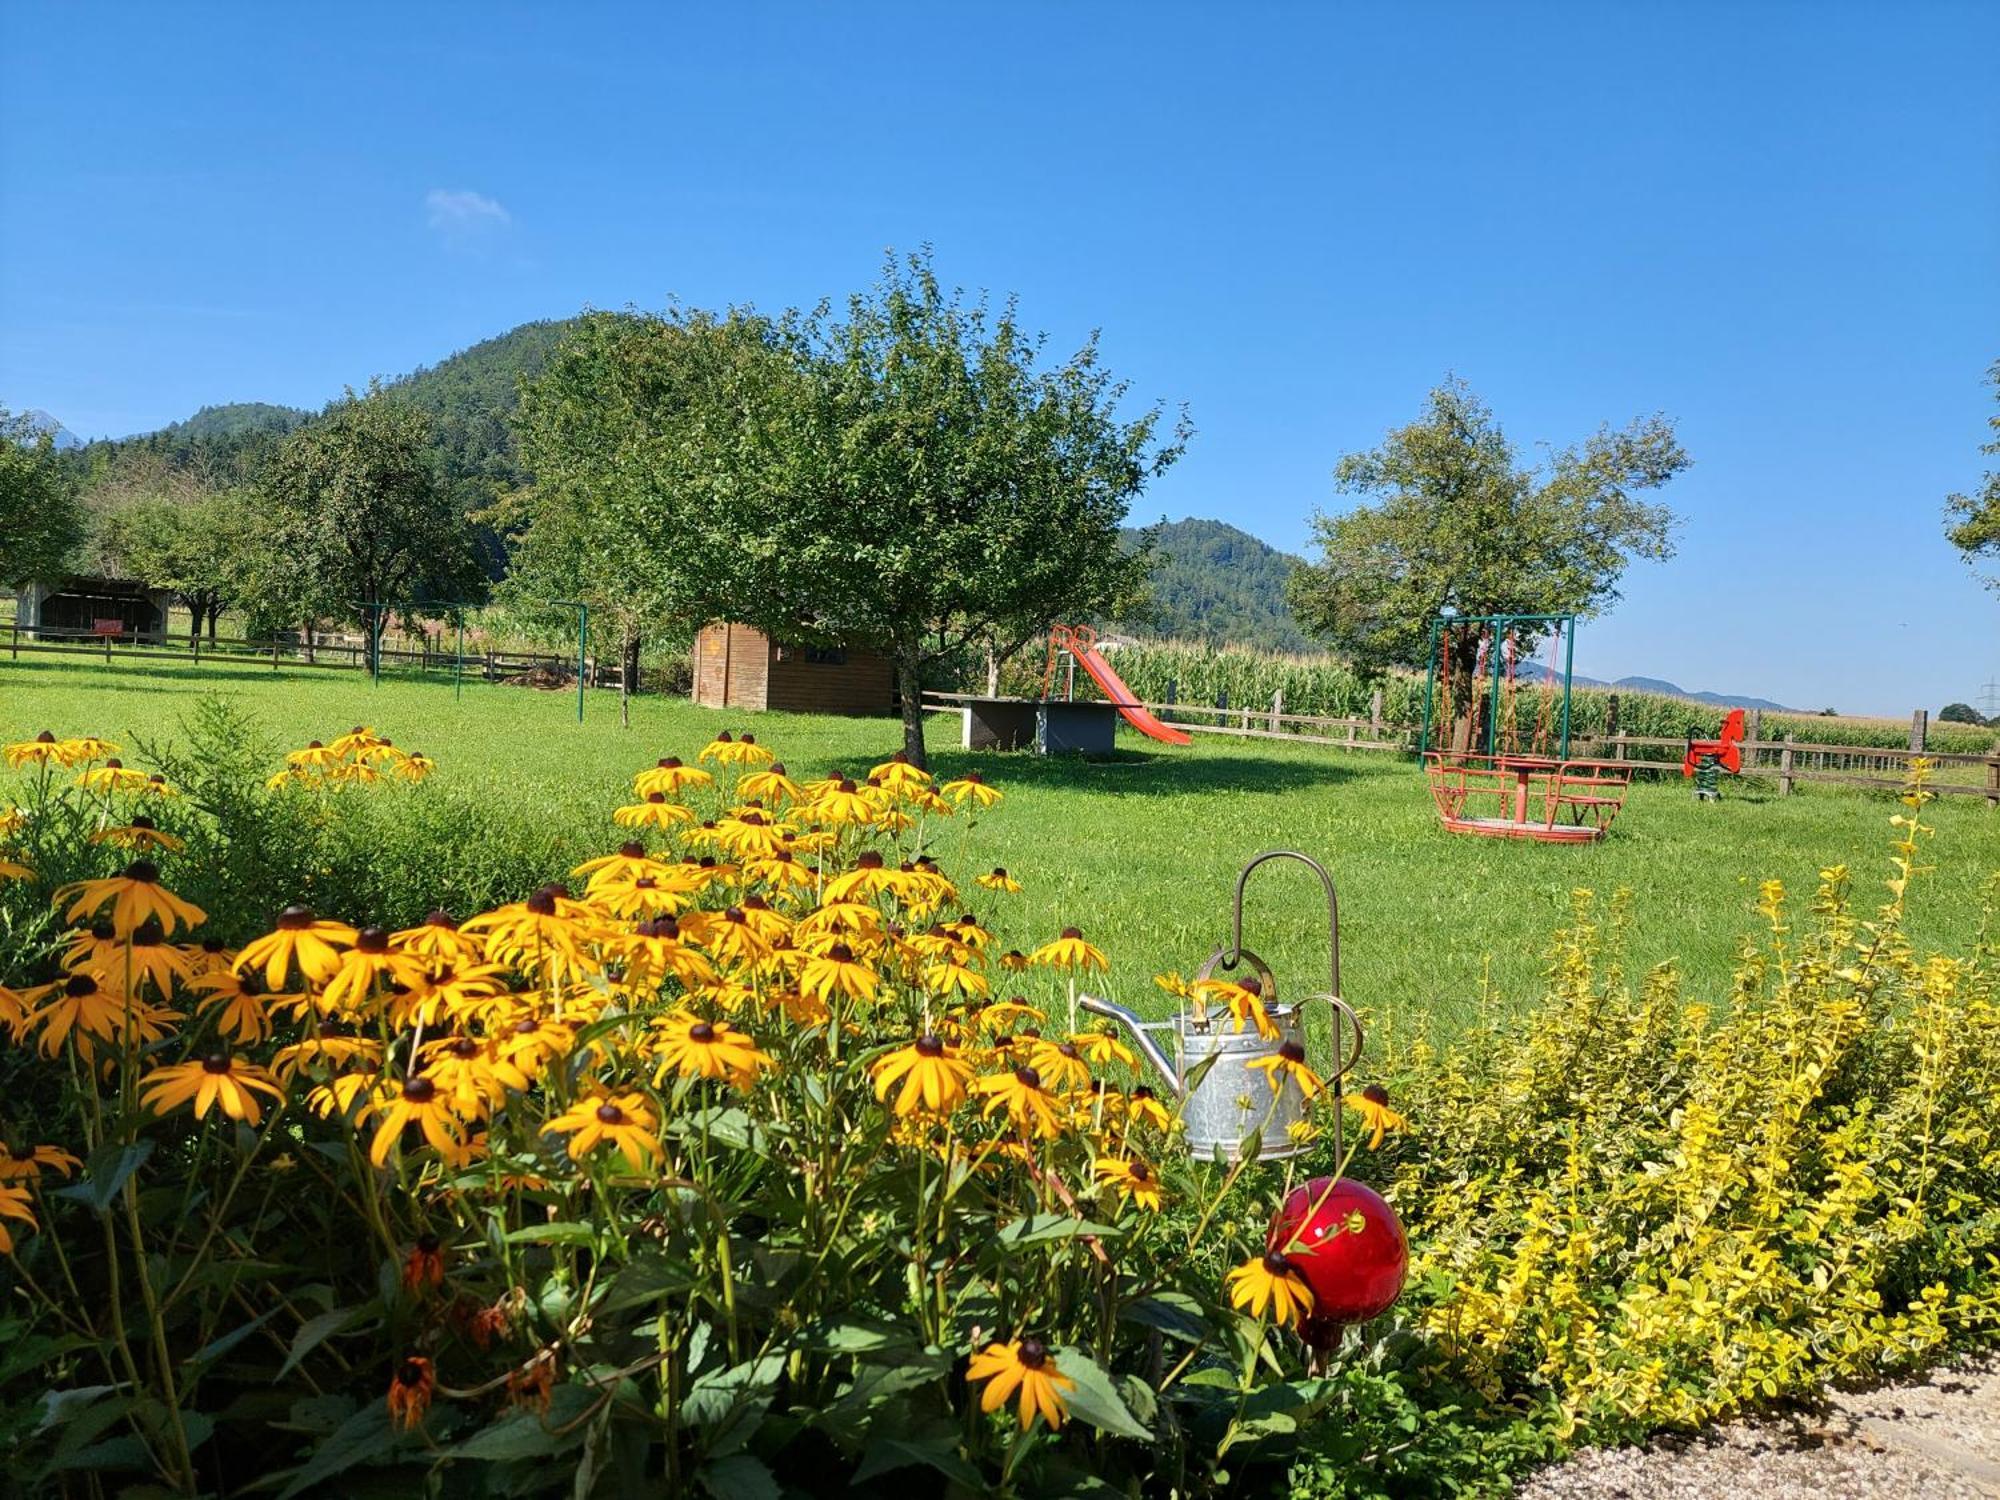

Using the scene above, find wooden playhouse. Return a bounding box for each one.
[691,623,894,716]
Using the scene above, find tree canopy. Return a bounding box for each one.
[1945,360,2000,585]
[260,387,486,657]
[515,255,1187,762]
[0,409,84,587]
[93,488,269,640]
[1287,379,1687,748]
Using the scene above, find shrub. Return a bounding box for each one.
[1387,772,2000,1441]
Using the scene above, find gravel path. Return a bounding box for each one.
[1515,1357,2000,1499]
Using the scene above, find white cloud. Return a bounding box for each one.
[424,188,511,236]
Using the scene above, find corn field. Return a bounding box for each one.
[987,640,2000,756]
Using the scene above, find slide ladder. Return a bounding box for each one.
[1046,624,1192,746]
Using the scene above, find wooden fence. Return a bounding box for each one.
[922,691,2000,805]
[7,623,600,684]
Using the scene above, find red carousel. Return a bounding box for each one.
[1419,614,1632,843]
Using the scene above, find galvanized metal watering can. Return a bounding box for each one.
[1080,850,1362,1162]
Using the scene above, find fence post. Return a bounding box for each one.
[1269,689,1282,733]
[1370,688,1383,735]
[1614,732,1626,762]
[1909,709,1928,753]
[1987,755,1999,809]
[1748,708,1763,748]
[1780,736,1795,797]
[1165,678,1177,707]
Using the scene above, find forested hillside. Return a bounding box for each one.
[48,321,1312,653]
[1114,517,1309,651]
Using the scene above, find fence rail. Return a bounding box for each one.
[921,692,2000,805]
[7,623,597,683]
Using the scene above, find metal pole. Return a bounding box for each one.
[1485,617,1505,758]
[1420,617,1440,755]
[1560,615,1574,759]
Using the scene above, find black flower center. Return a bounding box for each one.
[65,974,96,997]
[595,1102,625,1124]
[914,1034,944,1057]
[404,1076,437,1104]
[1018,1337,1047,1368]
[1263,1250,1293,1276]
[1014,1066,1043,1090]
[1363,1083,1391,1107]
[202,1054,232,1074]
[619,841,645,860]
[356,926,390,953]
[689,1022,716,1043]
[277,905,315,930]
[124,860,159,884]
[1279,1041,1306,1064]
[828,943,854,963]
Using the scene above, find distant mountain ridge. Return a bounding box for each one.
[1518,661,1792,712]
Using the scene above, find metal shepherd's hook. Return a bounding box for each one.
[1216,850,1363,1162]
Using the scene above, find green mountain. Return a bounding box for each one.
[1115,517,1310,652]
[67,320,575,511]
[165,402,311,441]
[61,324,1312,654]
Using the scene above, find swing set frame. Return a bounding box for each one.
[1418,612,1577,759]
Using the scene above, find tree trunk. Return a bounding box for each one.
[621,628,642,729]
[208,607,219,643]
[895,642,928,770]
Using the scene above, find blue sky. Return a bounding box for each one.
[3,3,1996,714]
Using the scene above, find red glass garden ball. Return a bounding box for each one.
[1267,1175,1408,1326]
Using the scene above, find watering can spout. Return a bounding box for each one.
[1077,994,1179,1096]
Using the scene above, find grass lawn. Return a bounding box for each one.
[3,653,1993,1055]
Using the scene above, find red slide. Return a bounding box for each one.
[1049,625,1193,745]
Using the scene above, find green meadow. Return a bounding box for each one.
[3,653,1992,1056]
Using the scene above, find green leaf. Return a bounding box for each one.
[854,1428,983,1489]
[1121,1291,1208,1344]
[598,1252,697,1313]
[278,1304,376,1380]
[274,1401,404,1500]
[188,1307,281,1370]
[995,1213,1124,1246]
[698,1453,780,1500]
[799,1318,910,1354]
[1052,1348,1151,1441]
[53,1140,154,1212]
[508,1221,597,1246]
[670,1105,765,1155]
[446,1406,582,1461]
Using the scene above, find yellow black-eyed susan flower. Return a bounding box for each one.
[871,1035,973,1116]
[1028,927,1108,974]
[139,1053,286,1126]
[966,1338,1073,1430]
[1225,1251,1316,1329]
[542,1091,660,1172]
